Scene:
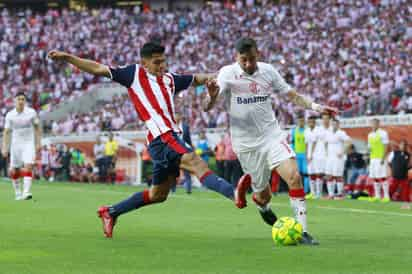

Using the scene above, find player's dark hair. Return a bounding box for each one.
[308,115,317,120]
[140,42,165,58]
[15,92,27,98]
[235,37,257,54]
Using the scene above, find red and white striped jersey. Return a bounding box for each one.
[109,64,193,143]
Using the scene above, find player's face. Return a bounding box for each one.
[236,48,258,75]
[15,95,26,110]
[143,53,167,77]
[307,119,315,128]
[332,120,339,130]
[372,119,379,130]
[322,114,330,127]
[297,118,305,128]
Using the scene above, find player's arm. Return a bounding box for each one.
[33,116,42,152]
[287,90,338,115]
[1,128,11,158]
[382,132,389,165]
[47,50,111,78]
[202,79,220,111]
[193,73,216,86]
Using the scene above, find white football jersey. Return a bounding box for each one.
[304,127,317,159]
[5,106,39,145]
[312,125,331,158]
[217,62,292,152]
[325,129,350,157]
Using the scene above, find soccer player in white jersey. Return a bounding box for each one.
[2,92,41,200]
[325,119,351,199]
[367,118,390,202]
[304,116,318,199]
[311,113,331,199]
[205,37,338,245]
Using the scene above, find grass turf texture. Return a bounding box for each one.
[1,180,411,274]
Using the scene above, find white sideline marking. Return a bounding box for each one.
[21,183,412,218]
[174,195,412,218]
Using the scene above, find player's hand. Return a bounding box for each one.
[337,153,343,159]
[205,79,219,99]
[2,150,8,159]
[380,158,385,165]
[47,50,68,61]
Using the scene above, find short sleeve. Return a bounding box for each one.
[387,151,394,162]
[268,65,292,94]
[4,113,11,129]
[380,130,389,144]
[171,73,194,94]
[217,66,231,95]
[109,64,136,88]
[340,131,351,142]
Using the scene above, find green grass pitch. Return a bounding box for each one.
[1,180,411,274]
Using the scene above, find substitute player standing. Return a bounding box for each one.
[368,118,390,202]
[304,116,318,199]
[205,37,338,245]
[324,119,351,199]
[48,42,240,238]
[2,92,41,200]
[311,113,331,199]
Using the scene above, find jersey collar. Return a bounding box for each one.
[235,62,260,77]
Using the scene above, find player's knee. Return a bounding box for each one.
[150,191,168,203]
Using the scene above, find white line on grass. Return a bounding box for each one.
[22,183,412,218]
[175,195,412,218]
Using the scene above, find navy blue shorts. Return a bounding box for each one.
[148,131,192,185]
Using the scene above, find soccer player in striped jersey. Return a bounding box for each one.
[205,37,338,245]
[48,42,242,238]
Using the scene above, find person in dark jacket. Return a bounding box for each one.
[387,140,411,209]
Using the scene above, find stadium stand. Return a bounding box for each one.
[0,0,411,133]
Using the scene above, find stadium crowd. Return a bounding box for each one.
[0,0,411,133]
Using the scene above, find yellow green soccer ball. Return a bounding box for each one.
[272,217,303,246]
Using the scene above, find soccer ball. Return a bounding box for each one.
[272,217,303,246]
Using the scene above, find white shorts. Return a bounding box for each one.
[237,137,295,193]
[369,159,387,179]
[307,157,326,175]
[10,142,35,169]
[325,157,345,177]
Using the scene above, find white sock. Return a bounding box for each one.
[290,197,308,232]
[316,178,323,198]
[336,180,344,196]
[382,180,389,199]
[12,179,21,196]
[309,178,316,195]
[327,180,335,197]
[373,181,381,199]
[23,175,32,195]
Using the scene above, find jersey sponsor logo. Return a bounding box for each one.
[236,95,269,104]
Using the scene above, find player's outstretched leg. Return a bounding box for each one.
[180,152,235,200]
[252,186,277,226]
[276,158,319,245]
[97,180,172,238]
